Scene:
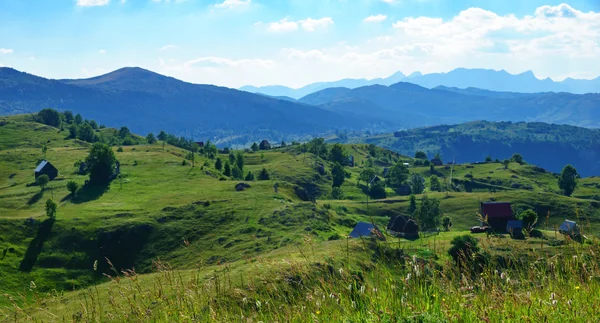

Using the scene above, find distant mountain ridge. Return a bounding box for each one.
[241,68,600,99]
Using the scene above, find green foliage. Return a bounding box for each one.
[369,181,386,199]
[414,151,427,159]
[157,131,167,141]
[215,158,223,171]
[511,153,525,165]
[368,144,377,157]
[502,159,510,169]
[244,171,255,181]
[559,164,578,196]
[235,152,244,171]
[232,165,244,180]
[308,138,328,158]
[37,108,61,127]
[74,114,83,125]
[36,174,49,191]
[45,199,57,218]
[485,156,492,162]
[329,143,347,165]
[430,175,442,192]
[78,122,96,143]
[331,162,345,187]
[358,168,377,187]
[442,216,452,231]
[118,126,131,139]
[224,162,232,177]
[258,167,270,180]
[85,143,117,185]
[387,162,409,192]
[68,124,78,139]
[519,209,538,229]
[62,110,74,124]
[331,186,345,200]
[409,173,425,194]
[448,234,480,262]
[66,181,79,197]
[251,142,259,152]
[228,153,236,165]
[415,195,441,230]
[146,133,157,144]
[408,194,417,216]
[117,146,124,152]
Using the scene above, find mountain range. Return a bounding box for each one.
[1,67,599,146]
[241,68,600,99]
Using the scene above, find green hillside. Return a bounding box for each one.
[1,114,600,321]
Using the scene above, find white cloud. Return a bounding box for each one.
[76,0,110,6]
[363,14,387,23]
[381,0,397,3]
[159,44,176,51]
[266,17,333,33]
[0,48,13,54]
[184,56,276,69]
[299,17,334,32]
[267,18,299,33]
[215,0,251,9]
[99,49,107,54]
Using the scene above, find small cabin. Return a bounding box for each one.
[34,160,58,181]
[480,202,515,233]
[259,140,271,150]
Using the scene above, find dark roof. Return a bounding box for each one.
[506,220,523,230]
[34,160,49,173]
[388,215,408,232]
[481,202,514,219]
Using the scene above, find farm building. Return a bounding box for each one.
[259,140,271,150]
[34,160,58,181]
[349,222,385,240]
[559,220,580,237]
[480,202,515,233]
[506,220,524,238]
[387,216,419,238]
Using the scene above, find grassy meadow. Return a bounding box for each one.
[1,114,600,321]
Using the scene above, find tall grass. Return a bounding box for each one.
[4,235,600,322]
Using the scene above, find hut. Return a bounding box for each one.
[34,160,58,181]
[559,220,580,237]
[259,140,271,150]
[480,202,515,233]
[506,220,524,238]
[349,222,385,240]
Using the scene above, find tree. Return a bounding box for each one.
[511,153,524,165]
[280,141,287,147]
[434,153,443,163]
[89,120,98,130]
[408,194,417,216]
[228,153,236,165]
[430,175,442,192]
[78,123,96,143]
[36,174,50,191]
[74,114,83,125]
[409,173,425,194]
[329,144,347,165]
[331,162,345,187]
[223,162,232,177]
[429,163,435,174]
[442,216,453,231]
[502,159,510,169]
[358,168,377,187]
[204,141,217,159]
[415,195,441,230]
[387,162,409,193]
[85,143,117,185]
[258,168,270,180]
[331,186,345,200]
[236,152,245,171]
[41,144,48,159]
[63,110,74,124]
[415,151,427,159]
[558,164,578,196]
[215,158,223,171]
[68,124,78,139]
[369,181,387,199]
[146,133,157,144]
[118,126,131,139]
[485,156,492,163]
[45,199,57,218]
[67,181,79,197]
[251,142,259,152]
[308,138,328,158]
[245,171,255,181]
[232,165,244,180]
[519,209,538,229]
[157,130,167,141]
[37,108,61,127]
[448,235,480,263]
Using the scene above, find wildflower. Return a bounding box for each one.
[372,287,378,293]
[338,268,343,275]
[93,260,98,271]
[575,286,580,290]
[29,281,36,290]
[256,300,261,308]
[442,298,446,302]
[316,311,321,315]
[552,300,558,305]
[550,293,556,300]
[360,285,365,294]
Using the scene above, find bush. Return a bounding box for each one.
[117,146,124,152]
[519,209,538,229]
[45,199,57,218]
[36,174,50,191]
[331,187,345,200]
[448,235,480,262]
[66,181,79,197]
[86,143,118,185]
[258,168,270,180]
[328,233,342,241]
[442,216,452,231]
[245,171,255,181]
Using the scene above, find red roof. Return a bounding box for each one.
[481,202,514,219]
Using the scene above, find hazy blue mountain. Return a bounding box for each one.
[1,67,389,142]
[240,71,406,99]
[242,68,599,99]
[301,81,600,128]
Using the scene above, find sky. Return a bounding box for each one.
[0,0,599,88]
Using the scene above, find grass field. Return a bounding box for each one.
[1,114,600,320]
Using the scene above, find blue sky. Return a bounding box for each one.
[0,0,599,88]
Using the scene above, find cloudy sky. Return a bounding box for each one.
[0,0,599,88]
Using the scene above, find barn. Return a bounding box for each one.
[34,160,58,181]
[480,202,515,233]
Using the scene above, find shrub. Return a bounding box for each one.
[331,187,345,200]
[258,168,270,180]
[448,235,480,262]
[86,143,117,185]
[442,216,452,231]
[519,209,538,229]
[245,171,255,181]
[36,174,50,191]
[45,199,57,218]
[328,233,342,241]
[66,181,79,197]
